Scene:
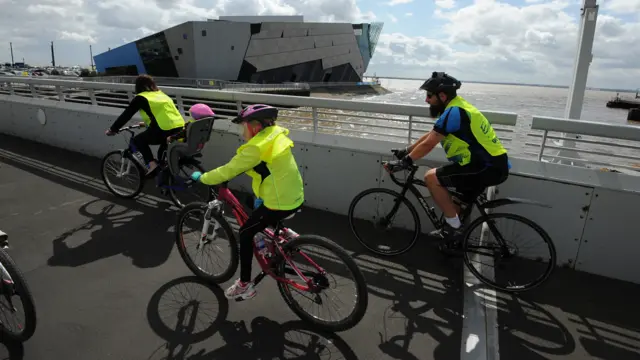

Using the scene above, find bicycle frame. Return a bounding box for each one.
[0,231,12,283]
[114,125,191,192]
[199,184,327,292]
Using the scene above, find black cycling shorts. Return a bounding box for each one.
[435,154,509,200]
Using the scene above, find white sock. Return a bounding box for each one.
[445,215,461,229]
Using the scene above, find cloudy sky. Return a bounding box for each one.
[0,0,639,89]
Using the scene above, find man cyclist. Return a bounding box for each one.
[105,75,185,175]
[189,104,304,301]
[385,72,510,251]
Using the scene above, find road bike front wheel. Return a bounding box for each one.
[462,212,557,292]
[348,188,421,256]
[0,248,37,342]
[175,202,239,283]
[275,235,369,332]
[101,150,144,199]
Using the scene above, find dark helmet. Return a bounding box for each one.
[419,72,461,94]
[232,104,278,127]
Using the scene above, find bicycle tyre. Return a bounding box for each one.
[0,248,37,342]
[175,202,239,283]
[462,212,557,292]
[168,163,213,208]
[100,150,144,199]
[348,187,420,256]
[276,235,369,332]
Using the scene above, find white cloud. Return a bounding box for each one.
[405,12,413,16]
[368,0,640,89]
[389,14,398,23]
[386,0,414,5]
[1,0,639,89]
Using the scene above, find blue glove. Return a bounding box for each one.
[190,171,202,181]
[254,198,264,209]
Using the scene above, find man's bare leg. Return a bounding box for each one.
[425,168,461,229]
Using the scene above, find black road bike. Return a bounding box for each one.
[348,151,557,292]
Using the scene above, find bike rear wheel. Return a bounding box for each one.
[175,202,239,283]
[0,248,37,342]
[168,163,213,208]
[462,212,556,292]
[275,235,368,332]
[348,188,420,256]
[101,150,144,198]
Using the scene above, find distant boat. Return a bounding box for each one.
[606,90,640,109]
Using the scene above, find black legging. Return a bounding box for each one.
[131,124,182,164]
[239,204,301,283]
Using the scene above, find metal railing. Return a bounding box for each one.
[82,75,311,92]
[1,76,639,175]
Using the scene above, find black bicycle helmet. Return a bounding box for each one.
[419,71,461,94]
[232,104,278,126]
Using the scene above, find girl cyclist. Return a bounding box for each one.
[190,104,305,301]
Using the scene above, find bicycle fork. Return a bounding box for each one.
[199,200,224,249]
[0,260,16,310]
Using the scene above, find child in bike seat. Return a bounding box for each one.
[166,103,215,144]
[190,104,305,301]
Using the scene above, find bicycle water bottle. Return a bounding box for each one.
[254,232,271,257]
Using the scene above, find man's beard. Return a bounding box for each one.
[429,102,446,118]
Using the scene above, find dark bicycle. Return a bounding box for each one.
[100,122,213,208]
[348,150,557,292]
[0,230,37,342]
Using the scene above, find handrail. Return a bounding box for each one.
[532,116,640,142]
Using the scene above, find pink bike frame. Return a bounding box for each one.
[215,185,326,292]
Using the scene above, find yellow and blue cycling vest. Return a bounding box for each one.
[137,91,185,131]
[433,96,507,166]
[199,125,304,211]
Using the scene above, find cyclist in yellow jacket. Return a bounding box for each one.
[385,72,510,252]
[106,75,185,175]
[190,104,305,300]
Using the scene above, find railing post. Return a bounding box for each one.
[56,85,65,102]
[407,115,413,144]
[312,107,319,135]
[176,95,185,116]
[29,83,36,98]
[236,101,243,113]
[538,130,548,161]
[8,82,14,95]
[88,88,97,105]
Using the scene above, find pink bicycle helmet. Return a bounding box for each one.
[189,103,215,120]
[232,104,278,127]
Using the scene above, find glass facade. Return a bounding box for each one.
[135,32,179,77]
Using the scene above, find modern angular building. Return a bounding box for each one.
[93,16,383,83]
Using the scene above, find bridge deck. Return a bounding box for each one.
[0,134,638,360]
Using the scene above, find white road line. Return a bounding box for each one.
[460,186,500,360]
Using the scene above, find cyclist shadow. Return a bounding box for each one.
[146,276,358,360]
[46,198,176,268]
[0,340,24,360]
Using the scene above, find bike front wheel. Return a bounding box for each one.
[275,235,369,332]
[0,248,37,342]
[175,202,239,283]
[462,212,557,292]
[101,150,144,198]
[348,188,420,256]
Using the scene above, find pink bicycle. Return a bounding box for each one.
[174,181,369,332]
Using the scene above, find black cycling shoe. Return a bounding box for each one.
[437,223,464,257]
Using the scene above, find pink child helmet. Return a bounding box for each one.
[189,103,215,120]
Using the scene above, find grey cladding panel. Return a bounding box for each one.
[164,22,197,78]
[252,29,284,39]
[245,37,315,57]
[308,23,353,36]
[193,21,251,80]
[245,44,352,71]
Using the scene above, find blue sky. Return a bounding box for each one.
[1,0,639,89]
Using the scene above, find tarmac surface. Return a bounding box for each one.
[0,133,639,360]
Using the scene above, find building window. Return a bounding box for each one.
[202,30,207,37]
[177,48,183,54]
[231,45,234,50]
[183,33,188,40]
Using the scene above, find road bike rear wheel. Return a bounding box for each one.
[168,163,213,208]
[101,150,144,199]
[348,188,420,256]
[0,248,37,342]
[175,202,239,283]
[462,212,556,292]
[275,235,368,332]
